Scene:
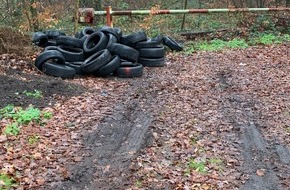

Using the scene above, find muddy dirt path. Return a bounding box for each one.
[219,71,290,190]
[54,101,153,190]
[51,74,164,190]
[36,44,289,189]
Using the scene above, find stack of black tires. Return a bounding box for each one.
[32,26,183,79]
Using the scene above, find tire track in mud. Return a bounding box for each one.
[53,96,154,190]
[219,71,290,190]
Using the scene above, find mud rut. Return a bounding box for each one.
[52,56,290,189]
[53,78,157,190]
[219,70,290,190]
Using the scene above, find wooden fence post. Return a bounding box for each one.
[106,6,113,27]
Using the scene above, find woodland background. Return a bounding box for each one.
[0,0,289,37]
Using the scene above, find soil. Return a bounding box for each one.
[0,42,290,190]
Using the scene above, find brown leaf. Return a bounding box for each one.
[0,135,7,142]
[74,156,82,162]
[33,152,42,160]
[36,177,45,185]
[256,169,265,176]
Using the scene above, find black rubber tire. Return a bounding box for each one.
[120,31,147,46]
[81,27,95,37]
[46,40,57,46]
[56,36,83,48]
[106,33,118,48]
[35,50,65,70]
[65,61,84,75]
[138,57,165,67]
[134,39,160,49]
[113,27,122,42]
[75,31,82,39]
[32,32,48,47]
[162,36,183,51]
[99,26,120,41]
[44,30,66,39]
[81,49,112,73]
[138,46,165,58]
[80,35,88,44]
[57,45,84,62]
[43,62,76,78]
[107,43,139,62]
[151,34,164,44]
[94,55,121,77]
[116,63,143,78]
[44,46,58,51]
[83,31,108,56]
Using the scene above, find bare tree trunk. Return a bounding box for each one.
[181,0,188,30]
[74,0,79,34]
[30,0,39,31]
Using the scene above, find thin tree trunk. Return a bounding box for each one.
[74,0,79,34]
[30,0,39,31]
[181,0,188,30]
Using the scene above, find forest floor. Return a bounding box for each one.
[0,42,290,190]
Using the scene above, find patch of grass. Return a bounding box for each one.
[249,33,279,45]
[188,158,207,174]
[249,33,290,45]
[4,123,20,136]
[28,135,40,145]
[185,38,248,53]
[0,173,16,189]
[185,33,290,54]
[23,90,43,98]
[198,39,227,51]
[227,38,248,49]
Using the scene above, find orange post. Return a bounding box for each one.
[106,6,113,27]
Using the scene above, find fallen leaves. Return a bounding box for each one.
[128,43,290,189]
[1,42,290,189]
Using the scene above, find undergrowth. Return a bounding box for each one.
[184,33,290,53]
[0,104,53,136]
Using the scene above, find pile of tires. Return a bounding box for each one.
[32,26,183,79]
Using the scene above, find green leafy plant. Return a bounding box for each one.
[4,123,20,136]
[188,158,207,174]
[0,173,16,189]
[0,104,15,119]
[23,90,43,98]
[13,106,41,124]
[42,111,53,120]
[28,135,40,145]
